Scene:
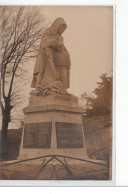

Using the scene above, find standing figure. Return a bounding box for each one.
[31,17,71,90]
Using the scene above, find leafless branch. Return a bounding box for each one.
[0,6,47,132]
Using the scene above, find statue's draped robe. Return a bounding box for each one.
[31,18,71,89]
[54,47,71,89]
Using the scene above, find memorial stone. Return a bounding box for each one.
[18,17,88,160]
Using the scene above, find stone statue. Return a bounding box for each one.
[31,18,71,96]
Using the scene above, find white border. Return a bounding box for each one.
[0,4,116,187]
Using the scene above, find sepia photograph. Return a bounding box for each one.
[0,6,113,182]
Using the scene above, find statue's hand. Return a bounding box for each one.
[46,53,51,59]
[45,48,52,59]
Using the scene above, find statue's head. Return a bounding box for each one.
[50,18,67,35]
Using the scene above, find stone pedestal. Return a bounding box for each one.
[18,94,88,160]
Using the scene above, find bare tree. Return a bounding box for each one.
[0,6,46,145]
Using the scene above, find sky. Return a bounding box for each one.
[0,6,113,129]
[27,6,113,97]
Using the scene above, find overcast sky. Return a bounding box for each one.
[1,6,113,129]
[27,6,113,97]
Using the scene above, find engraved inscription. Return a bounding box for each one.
[23,124,37,147]
[23,122,52,148]
[56,122,84,148]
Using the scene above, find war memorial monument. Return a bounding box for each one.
[18,18,107,176]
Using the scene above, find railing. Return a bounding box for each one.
[0,154,109,180]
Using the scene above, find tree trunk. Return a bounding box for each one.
[0,99,11,160]
[1,113,9,138]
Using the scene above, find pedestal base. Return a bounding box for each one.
[18,99,88,160]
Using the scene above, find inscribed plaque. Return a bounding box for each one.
[56,122,84,148]
[23,122,52,148]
